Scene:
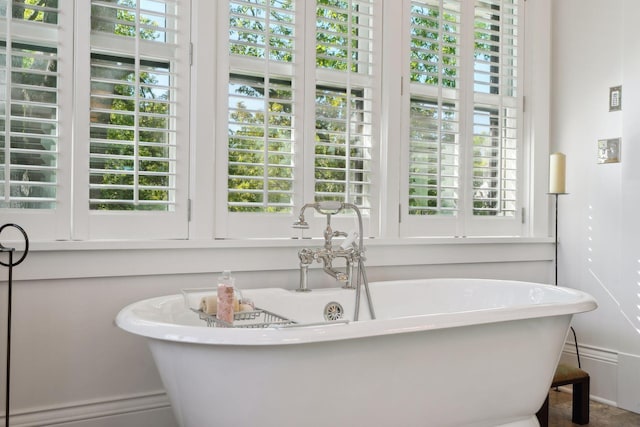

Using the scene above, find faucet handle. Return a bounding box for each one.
[336,272,349,282]
[298,248,315,264]
[340,230,358,250]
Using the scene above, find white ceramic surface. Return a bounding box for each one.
[117,278,597,427]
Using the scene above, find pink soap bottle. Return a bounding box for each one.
[216,270,235,325]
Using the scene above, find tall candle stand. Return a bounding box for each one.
[550,193,566,286]
[548,193,581,367]
[1,224,29,427]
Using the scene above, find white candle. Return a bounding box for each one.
[549,152,566,194]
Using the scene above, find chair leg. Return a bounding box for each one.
[572,378,590,425]
[536,394,549,427]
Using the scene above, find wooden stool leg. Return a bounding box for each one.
[536,394,549,427]
[572,378,590,425]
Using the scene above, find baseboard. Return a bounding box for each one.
[562,341,618,365]
[561,342,620,408]
[554,385,618,408]
[617,353,640,414]
[1,391,176,427]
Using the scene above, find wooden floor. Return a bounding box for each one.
[549,390,640,426]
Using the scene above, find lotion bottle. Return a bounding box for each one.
[216,270,235,325]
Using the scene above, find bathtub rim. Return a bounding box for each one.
[115,279,597,346]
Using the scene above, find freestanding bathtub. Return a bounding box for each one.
[116,278,597,427]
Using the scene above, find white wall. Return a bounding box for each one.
[552,0,640,413]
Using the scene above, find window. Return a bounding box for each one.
[0,0,72,240]
[219,0,379,238]
[226,1,295,215]
[82,0,190,239]
[220,0,521,239]
[401,0,522,237]
[0,0,538,242]
[314,0,375,213]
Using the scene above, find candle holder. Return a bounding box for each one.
[547,193,581,368]
[547,192,568,286]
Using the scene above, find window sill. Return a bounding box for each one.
[29,235,551,251]
[15,237,555,281]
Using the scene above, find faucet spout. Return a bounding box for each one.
[323,265,349,282]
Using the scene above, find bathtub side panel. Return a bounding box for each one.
[147,315,571,427]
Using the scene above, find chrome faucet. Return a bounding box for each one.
[293,201,375,320]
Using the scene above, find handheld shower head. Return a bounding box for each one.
[292,201,347,229]
[315,201,344,215]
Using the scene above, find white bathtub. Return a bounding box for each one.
[116,278,597,427]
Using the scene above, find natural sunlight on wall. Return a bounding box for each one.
[587,204,640,336]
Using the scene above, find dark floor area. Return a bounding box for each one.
[549,389,640,426]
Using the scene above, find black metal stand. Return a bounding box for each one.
[549,194,581,368]
[550,192,567,286]
[1,224,29,427]
[554,193,559,286]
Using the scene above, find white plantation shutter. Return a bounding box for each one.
[0,1,71,240]
[407,0,460,88]
[314,85,373,210]
[407,0,461,222]
[471,106,518,217]
[314,0,375,214]
[226,0,296,215]
[471,0,519,222]
[402,0,522,237]
[221,0,379,238]
[0,41,58,209]
[87,0,189,239]
[227,73,294,212]
[315,1,374,75]
[408,98,459,216]
[229,0,295,65]
[473,0,518,97]
[0,0,535,242]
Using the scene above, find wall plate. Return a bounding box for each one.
[597,138,621,164]
[609,86,622,111]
